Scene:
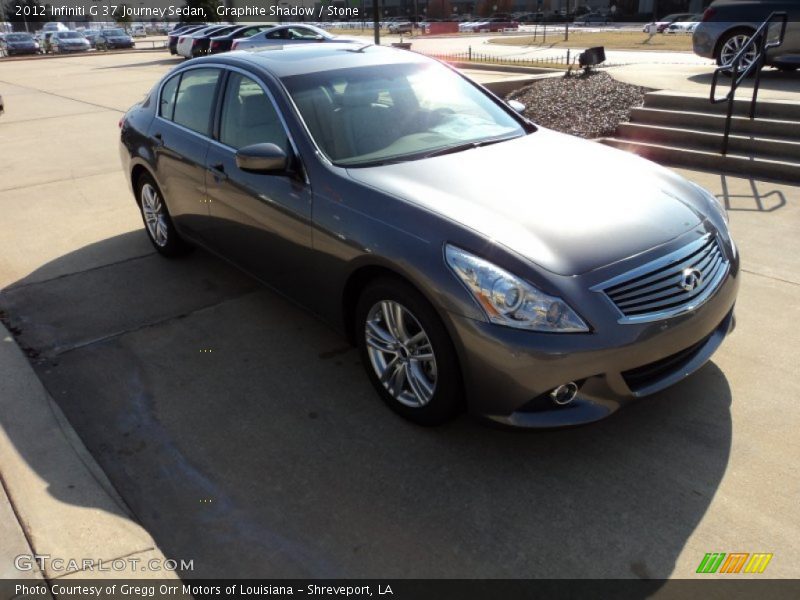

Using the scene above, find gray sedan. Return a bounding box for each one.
[231,24,357,51]
[118,45,739,428]
[693,0,800,70]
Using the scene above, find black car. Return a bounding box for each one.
[95,28,135,50]
[168,24,206,55]
[208,24,279,54]
[184,24,240,57]
[1,32,39,55]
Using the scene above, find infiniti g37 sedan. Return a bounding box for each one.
[119,45,739,428]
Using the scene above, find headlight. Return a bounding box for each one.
[445,245,589,333]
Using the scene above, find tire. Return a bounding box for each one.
[356,278,462,426]
[716,28,757,71]
[776,65,798,72]
[135,173,192,257]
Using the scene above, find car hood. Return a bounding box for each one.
[346,129,708,276]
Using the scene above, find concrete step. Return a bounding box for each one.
[629,107,800,140]
[643,91,800,121]
[599,137,800,182]
[615,123,800,161]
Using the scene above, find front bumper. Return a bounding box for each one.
[446,230,740,428]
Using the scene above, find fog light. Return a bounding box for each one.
[550,382,578,406]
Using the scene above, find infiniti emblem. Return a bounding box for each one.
[680,268,703,292]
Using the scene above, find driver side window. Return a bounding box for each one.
[219,72,288,152]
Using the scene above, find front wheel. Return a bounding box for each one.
[136,173,191,257]
[356,278,462,426]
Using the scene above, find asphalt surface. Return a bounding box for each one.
[0,50,798,580]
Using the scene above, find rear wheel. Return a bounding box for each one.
[136,173,191,257]
[356,278,462,426]
[716,29,757,71]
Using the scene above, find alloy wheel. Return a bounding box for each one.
[140,183,169,247]
[364,300,437,408]
[720,34,756,69]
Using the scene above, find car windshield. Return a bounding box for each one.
[282,62,527,167]
[59,32,84,39]
[104,29,126,36]
[6,34,32,41]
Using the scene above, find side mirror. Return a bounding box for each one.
[235,143,287,173]
[508,99,526,115]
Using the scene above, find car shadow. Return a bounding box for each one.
[0,231,734,583]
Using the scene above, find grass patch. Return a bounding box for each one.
[489,31,694,52]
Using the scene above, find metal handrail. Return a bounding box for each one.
[709,11,787,155]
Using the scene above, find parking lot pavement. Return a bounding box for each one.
[1,51,799,580]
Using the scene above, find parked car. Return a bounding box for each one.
[209,24,275,54]
[119,44,739,428]
[231,24,357,51]
[460,18,519,32]
[95,28,135,50]
[388,21,414,34]
[0,32,39,55]
[693,0,800,71]
[49,31,91,53]
[168,24,207,55]
[177,25,238,58]
[42,22,69,33]
[643,13,694,33]
[666,16,701,34]
[82,29,101,48]
[573,13,611,26]
[130,24,147,38]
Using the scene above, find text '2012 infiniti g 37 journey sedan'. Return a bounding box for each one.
[119,44,739,428]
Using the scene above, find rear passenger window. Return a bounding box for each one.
[172,68,221,136]
[159,74,180,120]
[219,73,287,152]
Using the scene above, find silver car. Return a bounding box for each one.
[693,0,800,70]
[119,44,739,428]
[231,24,357,52]
[49,31,91,53]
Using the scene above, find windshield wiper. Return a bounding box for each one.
[340,135,522,168]
[420,135,520,159]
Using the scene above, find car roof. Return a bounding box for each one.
[195,43,431,79]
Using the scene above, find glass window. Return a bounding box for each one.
[266,29,286,39]
[219,73,287,152]
[159,74,180,121]
[288,27,318,40]
[172,68,221,136]
[282,62,525,166]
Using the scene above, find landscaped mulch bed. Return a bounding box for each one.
[507,71,652,139]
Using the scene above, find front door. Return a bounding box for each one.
[204,71,314,297]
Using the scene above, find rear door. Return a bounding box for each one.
[778,0,800,58]
[203,70,314,295]
[150,67,222,236]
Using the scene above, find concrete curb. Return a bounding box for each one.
[0,322,178,581]
[0,47,167,62]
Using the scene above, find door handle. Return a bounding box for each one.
[208,163,227,182]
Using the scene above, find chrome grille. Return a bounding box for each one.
[598,234,729,323]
